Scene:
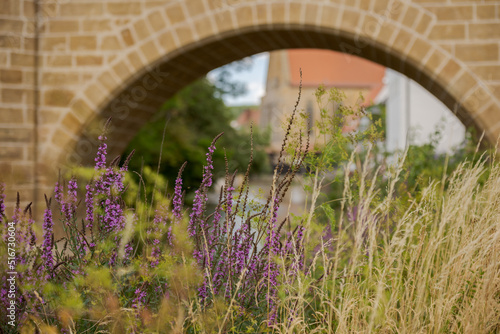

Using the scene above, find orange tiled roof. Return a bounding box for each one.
[288,49,385,89]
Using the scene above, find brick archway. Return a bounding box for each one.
[1,0,499,212]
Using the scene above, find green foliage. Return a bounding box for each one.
[124,78,269,194]
[308,86,491,216]
[2,82,499,333]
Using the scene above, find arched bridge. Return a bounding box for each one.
[1,0,499,213]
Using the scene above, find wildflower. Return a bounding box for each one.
[95,135,107,170]
[132,286,147,310]
[0,183,5,218]
[4,194,21,245]
[189,133,222,237]
[85,180,95,229]
[94,166,125,235]
[149,210,163,268]
[20,205,36,262]
[54,181,63,204]
[172,162,186,222]
[263,195,281,325]
[40,196,54,279]
[124,242,134,259]
[61,177,78,225]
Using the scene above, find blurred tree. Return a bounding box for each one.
[210,57,252,99]
[123,78,269,194]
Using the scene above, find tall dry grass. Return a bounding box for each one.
[267,151,500,333]
[7,84,498,333]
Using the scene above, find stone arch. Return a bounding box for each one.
[3,0,497,208]
[49,1,497,178]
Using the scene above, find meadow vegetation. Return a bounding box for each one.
[0,86,499,333]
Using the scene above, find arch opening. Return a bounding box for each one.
[65,26,484,170]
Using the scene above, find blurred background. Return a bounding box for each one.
[0,0,498,218]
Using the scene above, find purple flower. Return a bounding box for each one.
[28,217,37,247]
[20,209,37,261]
[54,181,63,205]
[85,181,95,229]
[262,196,281,324]
[61,177,78,225]
[94,167,125,235]
[189,134,222,237]
[132,286,147,310]
[198,278,209,304]
[166,225,173,247]
[95,135,107,170]
[149,209,164,268]
[222,185,234,235]
[296,226,305,271]
[0,183,5,218]
[172,176,184,222]
[41,197,54,279]
[124,242,133,259]
[4,197,21,245]
[109,252,118,267]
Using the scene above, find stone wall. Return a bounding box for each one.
[1,0,499,215]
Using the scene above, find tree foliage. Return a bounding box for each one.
[124,78,269,193]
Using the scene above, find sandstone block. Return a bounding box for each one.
[44,89,74,107]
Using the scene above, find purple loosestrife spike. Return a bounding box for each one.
[262,195,281,325]
[149,208,164,268]
[222,185,235,236]
[212,247,229,295]
[21,203,32,244]
[265,196,281,256]
[122,149,135,172]
[122,213,137,265]
[94,165,126,235]
[189,185,208,237]
[6,193,21,245]
[95,135,108,170]
[198,278,209,304]
[188,134,223,237]
[172,162,187,222]
[41,195,54,280]
[296,226,305,271]
[124,242,133,259]
[85,180,95,229]
[234,229,249,276]
[132,286,147,310]
[211,205,223,246]
[109,252,117,267]
[150,245,160,268]
[283,231,293,256]
[0,183,5,218]
[61,177,78,226]
[166,226,174,247]
[22,205,37,256]
[54,181,63,205]
[29,217,37,247]
[109,155,121,168]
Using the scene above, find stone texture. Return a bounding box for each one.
[44,89,74,107]
[76,55,103,66]
[0,0,499,219]
[469,23,500,39]
[0,69,22,83]
[107,3,142,16]
[70,36,97,51]
[429,23,466,40]
[456,44,498,62]
[427,6,473,21]
[48,20,79,33]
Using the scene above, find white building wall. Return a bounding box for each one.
[384,68,466,154]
